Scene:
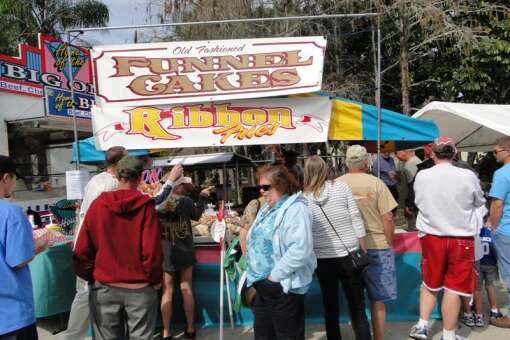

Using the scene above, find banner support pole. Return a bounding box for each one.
[67,31,80,170]
[67,13,381,34]
[375,16,382,177]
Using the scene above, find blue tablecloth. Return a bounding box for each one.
[29,242,76,318]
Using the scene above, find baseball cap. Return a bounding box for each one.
[432,136,457,155]
[0,155,23,178]
[117,156,144,180]
[346,145,368,161]
[172,176,193,187]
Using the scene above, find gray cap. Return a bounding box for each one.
[117,156,144,180]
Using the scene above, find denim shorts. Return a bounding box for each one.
[363,249,397,302]
[476,262,499,290]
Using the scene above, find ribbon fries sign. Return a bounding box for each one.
[91,37,326,106]
[92,97,331,150]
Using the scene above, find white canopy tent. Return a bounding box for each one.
[413,101,510,151]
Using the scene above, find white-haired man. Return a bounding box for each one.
[338,145,398,340]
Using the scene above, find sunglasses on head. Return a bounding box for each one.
[258,184,272,192]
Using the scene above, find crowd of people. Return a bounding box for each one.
[1,135,510,340]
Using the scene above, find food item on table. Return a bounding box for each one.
[192,224,210,237]
[138,182,162,197]
[45,223,62,232]
[227,223,241,235]
[198,214,216,226]
[32,228,66,246]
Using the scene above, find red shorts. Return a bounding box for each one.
[420,234,476,296]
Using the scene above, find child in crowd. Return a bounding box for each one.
[461,220,503,327]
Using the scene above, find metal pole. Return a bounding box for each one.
[376,16,382,178]
[68,13,381,33]
[234,161,240,206]
[219,236,225,340]
[224,270,235,328]
[223,164,228,203]
[67,31,80,170]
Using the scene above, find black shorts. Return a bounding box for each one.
[0,323,38,340]
[162,239,196,272]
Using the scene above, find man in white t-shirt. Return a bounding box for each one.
[64,146,127,340]
[409,137,485,340]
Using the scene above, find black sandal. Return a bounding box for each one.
[183,329,196,339]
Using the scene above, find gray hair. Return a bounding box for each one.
[346,157,368,170]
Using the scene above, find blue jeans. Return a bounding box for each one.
[493,232,510,317]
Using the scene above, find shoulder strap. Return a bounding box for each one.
[317,204,353,254]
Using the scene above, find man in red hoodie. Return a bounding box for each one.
[73,156,163,340]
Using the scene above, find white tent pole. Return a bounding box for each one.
[219,237,225,340]
[224,269,235,328]
[375,16,382,177]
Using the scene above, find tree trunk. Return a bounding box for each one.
[334,21,343,84]
[399,0,411,115]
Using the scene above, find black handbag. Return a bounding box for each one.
[240,280,257,308]
[317,205,370,271]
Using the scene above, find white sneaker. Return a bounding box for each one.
[440,335,469,340]
[460,313,475,327]
[409,323,429,340]
[474,313,484,327]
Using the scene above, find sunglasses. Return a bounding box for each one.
[258,184,272,192]
[495,149,507,154]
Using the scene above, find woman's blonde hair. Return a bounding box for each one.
[303,155,329,198]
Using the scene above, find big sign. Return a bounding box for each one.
[0,34,94,119]
[92,37,326,107]
[92,97,331,150]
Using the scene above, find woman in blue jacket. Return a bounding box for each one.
[246,164,316,340]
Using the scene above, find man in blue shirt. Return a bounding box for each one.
[0,156,47,339]
[372,151,400,210]
[489,136,510,328]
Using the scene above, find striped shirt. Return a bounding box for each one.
[304,181,366,258]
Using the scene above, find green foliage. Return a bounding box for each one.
[409,1,510,105]
[0,0,109,55]
[147,0,509,108]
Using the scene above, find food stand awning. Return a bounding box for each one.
[328,97,439,150]
[71,137,149,163]
[412,101,510,151]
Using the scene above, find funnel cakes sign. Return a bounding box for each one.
[91,36,326,106]
[91,97,331,150]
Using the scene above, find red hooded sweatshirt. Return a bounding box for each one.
[73,189,162,285]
